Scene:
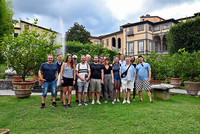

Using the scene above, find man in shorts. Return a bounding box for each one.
[76,55,91,106]
[120,56,136,104]
[90,55,104,104]
[39,54,58,109]
[135,55,153,103]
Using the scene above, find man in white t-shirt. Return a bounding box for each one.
[76,55,91,106]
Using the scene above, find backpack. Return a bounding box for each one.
[78,63,89,73]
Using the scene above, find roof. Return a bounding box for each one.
[140,14,165,20]
[90,30,123,39]
[20,20,61,34]
[121,19,178,28]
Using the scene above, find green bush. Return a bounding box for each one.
[66,41,119,63]
[166,16,200,54]
[0,64,7,79]
[144,51,168,80]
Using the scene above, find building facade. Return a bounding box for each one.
[14,20,63,54]
[90,12,199,56]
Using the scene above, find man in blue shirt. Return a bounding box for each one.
[135,55,153,103]
[120,56,136,104]
[39,54,58,109]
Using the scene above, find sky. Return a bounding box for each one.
[12,0,200,37]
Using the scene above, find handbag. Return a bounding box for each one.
[57,73,61,87]
[121,65,131,78]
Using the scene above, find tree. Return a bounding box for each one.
[0,0,14,42]
[1,21,61,81]
[0,0,14,64]
[65,22,91,44]
[166,16,200,54]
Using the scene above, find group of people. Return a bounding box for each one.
[39,53,153,109]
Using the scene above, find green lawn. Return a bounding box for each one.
[0,92,199,134]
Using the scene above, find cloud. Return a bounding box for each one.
[12,0,118,36]
[12,0,200,36]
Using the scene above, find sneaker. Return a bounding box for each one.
[61,101,63,104]
[63,105,67,108]
[68,104,72,108]
[133,98,136,101]
[117,99,120,102]
[96,101,101,104]
[83,102,88,106]
[112,101,115,104]
[51,102,57,108]
[122,100,126,104]
[91,100,95,104]
[87,99,91,102]
[78,103,82,107]
[104,100,108,103]
[114,99,116,102]
[40,104,46,109]
[76,100,79,103]
[127,100,130,104]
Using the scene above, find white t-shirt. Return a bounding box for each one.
[76,63,90,82]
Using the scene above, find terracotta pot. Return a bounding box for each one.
[184,81,200,96]
[0,129,10,134]
[150,80,161,86]
[12,76,22,82]
[170,78,182,88]
[12,81,35,99]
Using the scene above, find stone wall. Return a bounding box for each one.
[0,80,13,90]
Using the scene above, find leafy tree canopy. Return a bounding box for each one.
[166,16,200,55]
[65,22,91,44]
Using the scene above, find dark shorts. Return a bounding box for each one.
[62,77,73,87]
[114,75,121,82]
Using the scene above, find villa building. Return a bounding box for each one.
[90,12,199,56]
[14,20,63,54]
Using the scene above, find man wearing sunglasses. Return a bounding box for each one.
[135,55,153,103]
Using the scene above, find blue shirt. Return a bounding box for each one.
[136,62,151,80]
[40,63,58,82]
[119,60,126,66]
[120,64,136,82]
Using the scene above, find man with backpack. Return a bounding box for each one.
[76,55,91,106]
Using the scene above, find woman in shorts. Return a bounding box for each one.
[60,55,76,108]
[112,56,121,102]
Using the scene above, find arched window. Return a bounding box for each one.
[112,37,116,47]
[118,38,121,49]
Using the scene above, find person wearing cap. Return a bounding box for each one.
[120,56,136,104]
[72,55,79,103]
[135,55,153,103]
[103,57,114,104]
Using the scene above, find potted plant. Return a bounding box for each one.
[1,20,61,98]
[169,51,183,88]
[179,49,200,96]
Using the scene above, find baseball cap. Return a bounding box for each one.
[72,55,77,59]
